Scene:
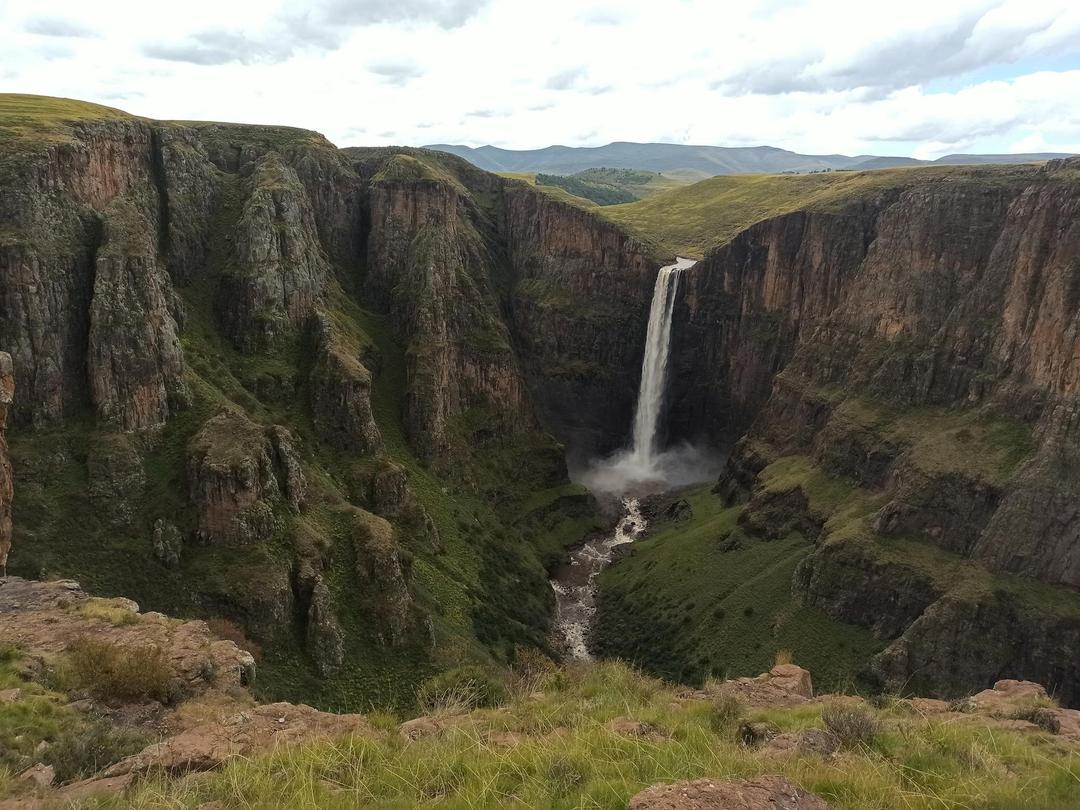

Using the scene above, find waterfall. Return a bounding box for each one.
[630,256,696,467]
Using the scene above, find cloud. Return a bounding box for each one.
[38,42,75,61]
[24,17,99,38]
[578,6,628,25]
[144,30,294,65]
[303,0,489,29]
[368,60,425,85]
[712,5,1070,96]
[144,0,490,66]
[545,67,587,90]
[466,109,496,117]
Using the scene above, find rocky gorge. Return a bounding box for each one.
[1,94,1080,716]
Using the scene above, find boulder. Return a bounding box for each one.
[104,703,370,777]
[768,665,813,698]
[766,729,839,757]
[17,763,55,790]
[628,776,831,809]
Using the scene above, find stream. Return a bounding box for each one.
[550,497,647,661]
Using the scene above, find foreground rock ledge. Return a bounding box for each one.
[629,776,831,809]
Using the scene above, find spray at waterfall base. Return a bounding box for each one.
[574,257,722,499]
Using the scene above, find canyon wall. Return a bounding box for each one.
[678,160,1080,702]
[0,104,647,704]
[0,352,12,575]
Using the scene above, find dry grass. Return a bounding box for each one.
[54,638,175,704]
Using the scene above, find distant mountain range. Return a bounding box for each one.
[424,141,1076,178]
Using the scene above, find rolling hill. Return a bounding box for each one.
[425,140,1076,177]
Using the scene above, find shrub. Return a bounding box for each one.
[710,694,746,731]
[45,721,151,783]
[1010,706,1061,733]
[510,646,556,696]
[947,697,975,713]
[774,649,794,666]
[0,642,20,663]
[56,638,175,704]
[822,703,880,748]
[416,666,507,714]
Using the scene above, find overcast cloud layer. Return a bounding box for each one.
[3,0,1079,158]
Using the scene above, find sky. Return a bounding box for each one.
[3,0,1080,159]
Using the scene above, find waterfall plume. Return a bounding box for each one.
[572,257,723,496]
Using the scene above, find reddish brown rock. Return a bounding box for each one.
[767,665,813,698]
[628,776,831,809]
[187,411,306,546]
[0,577,255,693]
[104,703,369,777]
[702,665,814,708]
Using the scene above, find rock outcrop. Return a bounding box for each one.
[349,507,416,646]
[628,776,831,810]
[0,351,12,575]
[0,577,255,691]
[362,154,532,460]
[187,411,305,546]
[308,312,381,454]
[218,154,330,350]
[87,196,187,430]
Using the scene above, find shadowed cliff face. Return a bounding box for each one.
[0,351,12,575]
[661,159,1080,703]
[502,186,659,459]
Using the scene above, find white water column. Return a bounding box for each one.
[630,256,696,467]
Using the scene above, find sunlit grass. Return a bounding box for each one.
[92,660,1080,809]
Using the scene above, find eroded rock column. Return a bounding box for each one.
[0,351,14,576]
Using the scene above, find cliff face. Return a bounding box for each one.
[0,102,628,707]
[362,158,530,460]
[502,186,658,457]
[688,161,1080,702]
[0,352,12,575]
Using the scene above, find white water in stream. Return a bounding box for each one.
[550,498,647,661]
[552,257,712,661]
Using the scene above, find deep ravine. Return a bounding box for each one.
[551,257,697,660]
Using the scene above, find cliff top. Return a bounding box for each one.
[0,94,135,139]
[2,597,1078,809]
[599,162,1054,258]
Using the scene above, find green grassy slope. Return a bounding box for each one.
[102,660,1080,809]
[599,164,1039,257]
[592,487,883,691]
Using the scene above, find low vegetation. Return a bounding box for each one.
[87,660,1079,809]
[51,638,176,704]
[0,649,149,792]
[599,164,1039,257]
[592,486,884,689]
